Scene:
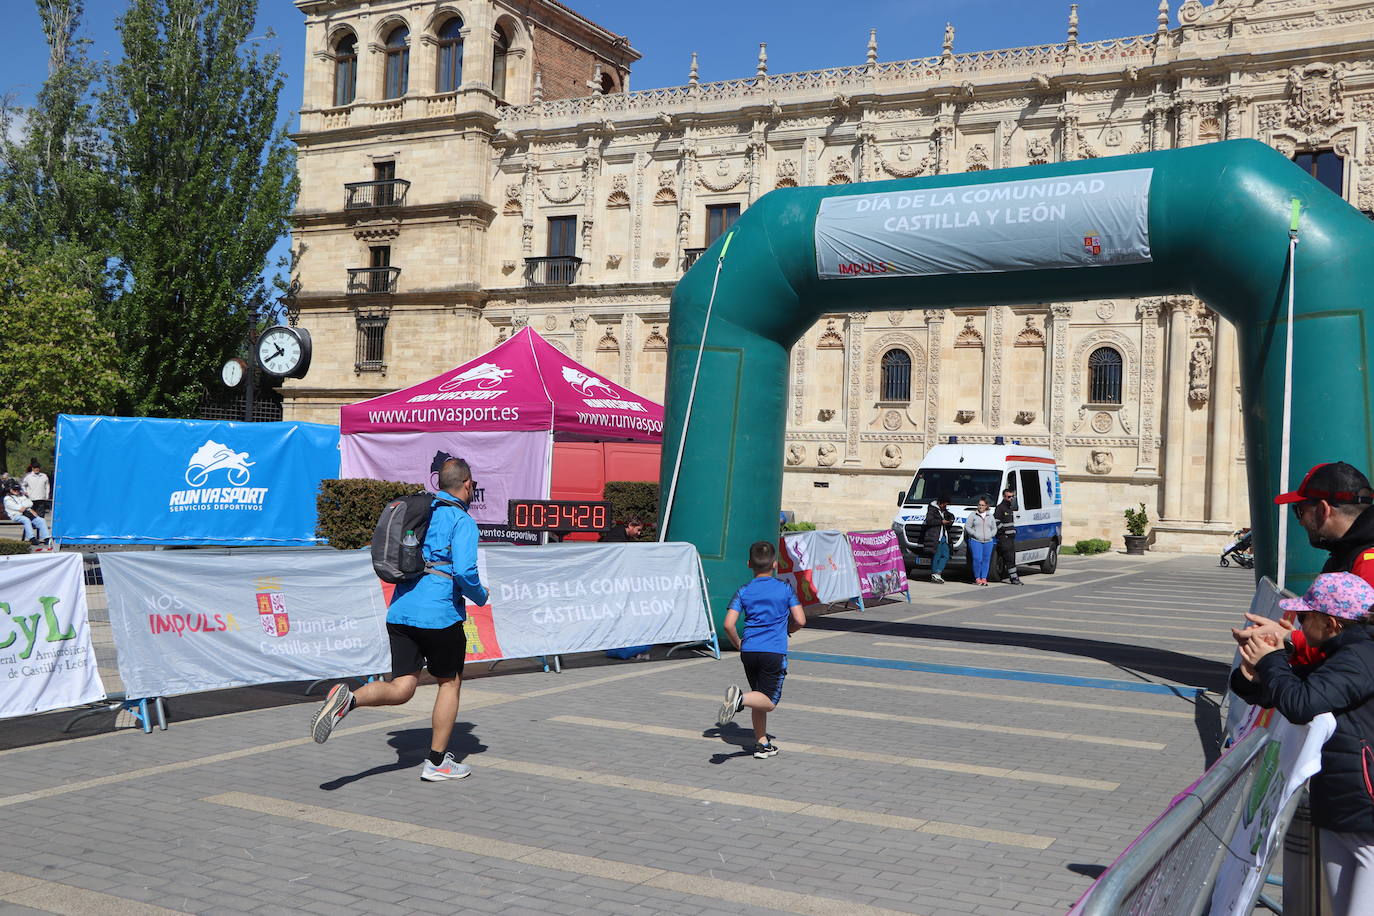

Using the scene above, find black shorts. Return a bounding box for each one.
[740,651,787,705]
[387,621,467,679]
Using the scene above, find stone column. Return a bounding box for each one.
[988,306,1004,428]
[844,312,866,464]
[1162,299,1192,520]
[923,310,944,455]
[1207,316,1237,522]
[1136,299,1162,471]
[1048,304,1072,461]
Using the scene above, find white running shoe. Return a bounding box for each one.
[716,684,744,727]
[311,683,352,744]
[421,753,472,781]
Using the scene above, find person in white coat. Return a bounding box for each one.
[5,481,50,546]
[22,460,51,518]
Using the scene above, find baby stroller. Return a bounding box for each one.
[1219,527,1254,568]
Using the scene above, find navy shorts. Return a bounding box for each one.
[387,621,467,679]
[740,651,787,705]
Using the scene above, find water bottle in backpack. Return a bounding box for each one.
[400,529,422,576]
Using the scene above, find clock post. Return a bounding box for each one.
[244,314,257,422]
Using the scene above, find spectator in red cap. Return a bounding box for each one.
[1244,462,1374,665]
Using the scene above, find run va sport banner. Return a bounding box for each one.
[100,550,389,698]
[777,530,862,607]
[0,553,105,719]
[55,415,341,546]
[846,530,909,601]
[460,542,712,662]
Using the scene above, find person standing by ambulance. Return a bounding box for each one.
[994,488,1022,585]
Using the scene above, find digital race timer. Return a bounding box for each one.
[507,499,613,532]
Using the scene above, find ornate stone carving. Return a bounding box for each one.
[1191,306,1216,338]
[791,341,806,425]
[1285,63,1347,132]
[845,313,866,462]
[883,410,902,431]
[1088,450,1113,475]
[888,311,905,326]
[955,316,984,348]
[785,444,806,466]
[989,306,1004,427]
[775,159,799,189]
[1026,135,1051,165]
[539,172,582,204]
[1096,301,1116,321]
[817,319,845,349]
[1071,328,1140,419]
[1137,298,1164,469]
[818,409,836,422]
[924,311,944,452]
[1091,411,1114,434]
[1049,306,1070,459]
[644,326,668,350]
[544,315,558,331]
[864,332,925,400]
[1014,316,1045,347]
[1188,338,1212,404]
[827,156,853,184]
[880,444,903,469]
[653,170,677,204]
[697,158,748,192]
[965,143,990,171]
[606,174,630,207]
[1015,410,1036,425]
[817,443,839,466]
[503,183,523,215]
[596,328,619,350]
[955,409,975,424]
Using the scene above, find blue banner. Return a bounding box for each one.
[55,415,340,546]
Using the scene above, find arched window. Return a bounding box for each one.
[491,24,510,99]
[333,33,357,106]
[600,71,616,95]
[881,349,912,402]
[435,18,464,94]
[1088,347,1123,404]
[383,25,410,99]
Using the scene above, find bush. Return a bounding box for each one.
[316,479,425,550]
[0,539,32,555]
[604,481,659,539]
[1123,502,1150,537]
[1073,538,1112,556]
[782,521,818,532]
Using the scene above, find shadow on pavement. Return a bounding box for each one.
[319,724,487,790]
[1067,864,1108,880]
[702,723,763,764]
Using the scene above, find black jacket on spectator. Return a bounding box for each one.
[994,498,1016,535]
[920,505,954,551]
[1230,625,1374,833]
[1322,505,1374,575]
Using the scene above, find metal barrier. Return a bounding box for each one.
[1074,727,1301,916]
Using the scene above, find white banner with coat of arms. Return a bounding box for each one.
[100,549,390,698]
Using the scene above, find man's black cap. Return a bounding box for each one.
[1275,461,1374,505]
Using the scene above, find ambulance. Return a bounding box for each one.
[892,443,1063,578]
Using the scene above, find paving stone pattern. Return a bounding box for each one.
[0,554,1259,915]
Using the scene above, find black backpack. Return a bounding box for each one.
[371,493,460,583]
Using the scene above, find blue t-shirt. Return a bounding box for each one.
[387,496,490,629]
[727,576,800,654]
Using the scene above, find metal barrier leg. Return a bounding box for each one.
[156,697,167,731]
[1283,796,1323,916]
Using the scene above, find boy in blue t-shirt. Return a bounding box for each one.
[714,540,806,758]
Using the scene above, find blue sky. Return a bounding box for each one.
[0,0,1180,291]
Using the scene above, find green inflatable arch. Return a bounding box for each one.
[661,139,1374,631]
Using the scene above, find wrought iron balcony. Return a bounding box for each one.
[347,266,401,295]
[524,256,582,287]
[344,179,411,210]
[682,248,706,271]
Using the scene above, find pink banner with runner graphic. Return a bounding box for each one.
[846,530,909,601]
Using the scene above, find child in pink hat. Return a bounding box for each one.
[1232,572,1374,915]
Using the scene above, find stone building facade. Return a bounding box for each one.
[286,0,1374,549]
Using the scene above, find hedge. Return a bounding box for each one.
[603,481,659,539]
[782,521,817,532]
[317,479,426,550]
[0,539,32,555]
[1073,538,1112,555]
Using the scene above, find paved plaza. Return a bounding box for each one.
[0,553,1253,916]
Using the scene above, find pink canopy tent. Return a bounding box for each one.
[340,327,663,526]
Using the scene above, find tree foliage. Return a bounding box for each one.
[100,0,298,417]
[0,0,112,285]
[0,247,124,460]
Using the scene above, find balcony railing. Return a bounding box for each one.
[347,266,401,295]
[344,179,411,210]
[682,248,706,271]
[524,256,582,287]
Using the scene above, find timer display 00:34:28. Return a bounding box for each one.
[507,500,613,532]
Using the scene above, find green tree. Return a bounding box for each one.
[0,247,124,469]
[0,0,113,287]
[101,0,297,417]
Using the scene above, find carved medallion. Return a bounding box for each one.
[1096,301,1115,321]
[880,445,903,469]
[1091,412,1113,434]
[883,410,902,431]
[817,443,838,467]
[785,444,806,466]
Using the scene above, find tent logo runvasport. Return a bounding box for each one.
[561,366,621,398]
[438,362,514,392]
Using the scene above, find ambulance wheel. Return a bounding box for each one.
[1040,541,1059,575]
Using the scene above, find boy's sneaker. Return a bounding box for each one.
[716,684,744,727]
[753,741,779,759]
[311,683,352,744]
[421,752,472,781]
[930,573,945,584]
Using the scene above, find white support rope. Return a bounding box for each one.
[659,233,733,542]
[1277,203,1300,589]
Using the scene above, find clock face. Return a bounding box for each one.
[256,327,311,377]
[221,358,245,388]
